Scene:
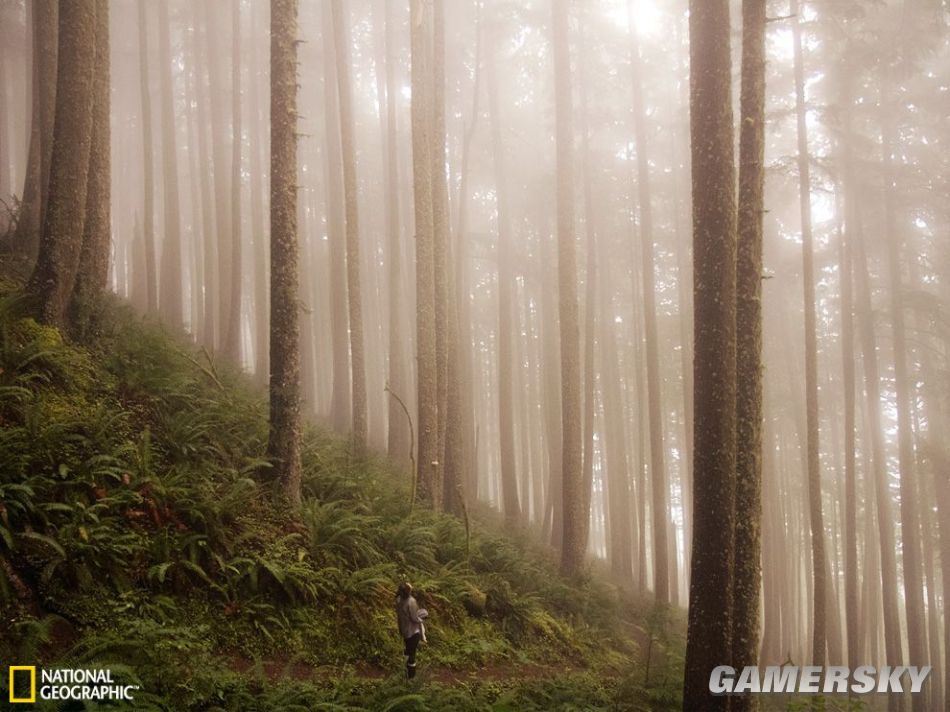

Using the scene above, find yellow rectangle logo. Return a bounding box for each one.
[9,666,36,704]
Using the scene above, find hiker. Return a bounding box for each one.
[395,582,428,680]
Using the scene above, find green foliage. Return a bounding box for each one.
[0,283,672,708]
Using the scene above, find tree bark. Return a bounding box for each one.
[69,0,111,335]
[411,0,439,507]
[268,0,302,505]
[682,0,738,706]
[731,1,766,704]
[26,1,97,328]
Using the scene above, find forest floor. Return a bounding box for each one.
[0,272,685,710]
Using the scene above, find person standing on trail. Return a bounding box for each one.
[395,582,428,680]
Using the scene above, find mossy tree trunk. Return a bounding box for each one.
[268,0,302,505]
[69,0,111,336]
[27,1,97,328]
[682,0,738,706]
[731,0,766,707]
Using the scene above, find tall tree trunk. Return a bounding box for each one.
[69,0,111,335]
[224,0,244,363]
[791,0,826,666]
[249,29,268,384]
[330,0,367,450]
[731,1,766,704]
[26,1,97,328]
[431,0,450,475]
[682,0,737,706]
[551,0,583,576]
[376,0,410,467]
[579,10,596,557]
[630,4,669,606]
[137,0,157,314]
[411,0,439,507]
[320,0,351,434]
[188,2,217,346]
[268,0,302,505]
[487,24,521,524]
[157,0,183,330]
[14,1,56,261]
[881,83,929,701]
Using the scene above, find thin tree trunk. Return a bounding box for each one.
[630,2,669,606]
[682,0,738,706]
[138,0,157,314]
[330,0,367,450]
[791,0,826,666]
[321,0,351,434]
[14,1,56,261]
[487,24,520,524]
[157,0,184,330]
[224,0,244,363]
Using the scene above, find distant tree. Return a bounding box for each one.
[157,0,183,330]
[731,0,766,705]
[69,0,111,334]
[411,0,439,507]
[137,0,158,315]
[790,0,826,666]
[551,0,584,576]
[224,0,244,363]
[487,19,521,525]
[268,0,302,505]
[630,8,670,606]
[330,0,367,450]
[431,0,450,473]
[26,1,98,328]
[682,0,738,706]
[14,0,56,261]
[374,0,410,467]
[321,0,351,435]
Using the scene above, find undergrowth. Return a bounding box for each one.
[0,281,683,710]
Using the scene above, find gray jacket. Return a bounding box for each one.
[396,595,428,641]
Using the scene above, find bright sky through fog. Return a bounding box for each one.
[604,0,663,37]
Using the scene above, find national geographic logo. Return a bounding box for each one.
[5,665,139,704]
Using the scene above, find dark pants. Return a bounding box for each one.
[403,632,421,679]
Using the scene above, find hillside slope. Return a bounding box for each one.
[0,282,683,710]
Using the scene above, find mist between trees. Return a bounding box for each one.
[0,0,947,708]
